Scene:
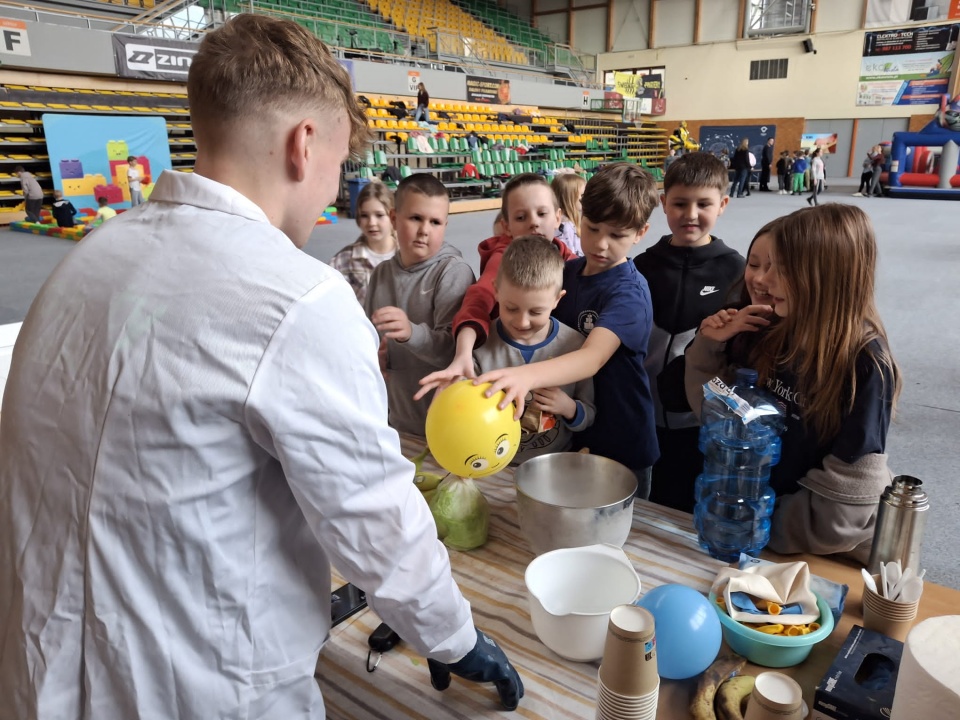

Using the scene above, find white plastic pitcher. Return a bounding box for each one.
[524,543,641,662]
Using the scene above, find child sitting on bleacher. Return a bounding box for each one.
[51,190,77,228]
[331,180,397,305]
[364,174,475,436]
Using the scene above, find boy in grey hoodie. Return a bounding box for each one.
[365,174,476,435]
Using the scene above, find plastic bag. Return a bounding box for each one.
[428,475,489,551]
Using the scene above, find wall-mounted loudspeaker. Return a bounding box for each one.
[802,39,817,54]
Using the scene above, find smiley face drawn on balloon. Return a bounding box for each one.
[425,379,521,478]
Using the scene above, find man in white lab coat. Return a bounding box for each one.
[0,15,522,719]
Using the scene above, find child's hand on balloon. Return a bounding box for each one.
[415,353,475,400]
[474,365,535,419]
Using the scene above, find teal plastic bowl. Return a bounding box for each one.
[709,591,835,668]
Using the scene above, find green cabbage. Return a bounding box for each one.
[428,475,489,551]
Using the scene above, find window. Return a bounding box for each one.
[750,59,789,80]
[745,0,812,37]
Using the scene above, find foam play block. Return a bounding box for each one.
[107,139,130,161]
[62,174,107,197]
[59,159,83,179]
[94,184,124,204]
[316,206,338,225]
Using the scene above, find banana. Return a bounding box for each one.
[410,446,446,493]
[689,653,747,720]
[715,675,755,720]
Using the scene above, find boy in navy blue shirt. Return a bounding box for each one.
[476,163,660,496]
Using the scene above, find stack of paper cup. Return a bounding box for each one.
[596,605,660,720]
[862,573,919,642]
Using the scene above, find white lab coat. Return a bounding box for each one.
[0,170,475,719]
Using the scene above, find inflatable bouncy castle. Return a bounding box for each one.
[886,94,960,200]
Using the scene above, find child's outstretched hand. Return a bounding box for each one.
[415,354,476,401]
[699,304,773,343]
[474,365,538,420]
[372,306,412,342]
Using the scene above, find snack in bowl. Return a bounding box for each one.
[709,591,834,667]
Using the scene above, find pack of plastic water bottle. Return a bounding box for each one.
[694,370,786,562]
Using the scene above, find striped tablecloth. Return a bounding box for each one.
[316,435,726,719]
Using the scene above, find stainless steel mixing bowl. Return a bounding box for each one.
[514,453,637,556]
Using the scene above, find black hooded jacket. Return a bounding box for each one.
[634,235,745,429]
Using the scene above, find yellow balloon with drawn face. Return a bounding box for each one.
[425,379,521,478]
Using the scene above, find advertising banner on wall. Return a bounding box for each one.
[865,0,960,27]
[466,76,511,105]
[700,124,777,164]
[857,23,959,106]
[801,132,839,154]
[607,67,667,115]
[613,72,641,98]
[113,34,198,81]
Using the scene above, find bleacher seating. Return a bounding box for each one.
[450,0,553,60]
[364,0,527,64]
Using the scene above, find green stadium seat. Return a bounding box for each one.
[375,150,387,165]
[400,165,412,178]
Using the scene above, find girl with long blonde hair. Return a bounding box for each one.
[685,204,901,561]
[551,172,585,256]
[330,180,397,304]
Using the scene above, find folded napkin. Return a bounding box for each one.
[712,561,820,625]
[738,553,848,625]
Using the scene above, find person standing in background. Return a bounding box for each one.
[126,155,144,206]
[730,139,751,199]
[15,165,43,222]
[759,138,775,191]
[414,82,430,122]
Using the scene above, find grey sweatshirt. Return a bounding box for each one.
[365,243,475,436]
[19,172,43,200]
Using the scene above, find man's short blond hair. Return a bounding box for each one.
[188,15,369,156]
[496,235,565,292]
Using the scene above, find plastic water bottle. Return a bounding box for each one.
[693,369,785,562]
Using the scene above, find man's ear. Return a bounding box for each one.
[289,118,315,182]
[389,208,397,225]
[659,193,667,211]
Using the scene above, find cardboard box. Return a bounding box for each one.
[811,625,902,720]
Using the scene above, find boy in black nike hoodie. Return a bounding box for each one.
[634,152,745,511]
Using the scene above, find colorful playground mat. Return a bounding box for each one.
[10,206,337,242]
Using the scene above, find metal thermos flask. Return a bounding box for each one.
[867,475,929,574]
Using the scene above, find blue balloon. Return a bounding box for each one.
[635,584,722,679]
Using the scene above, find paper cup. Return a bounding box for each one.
[744,672,804,720]
[597,683,659,720]
[862,574,919,642]
[598,605,658,697]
